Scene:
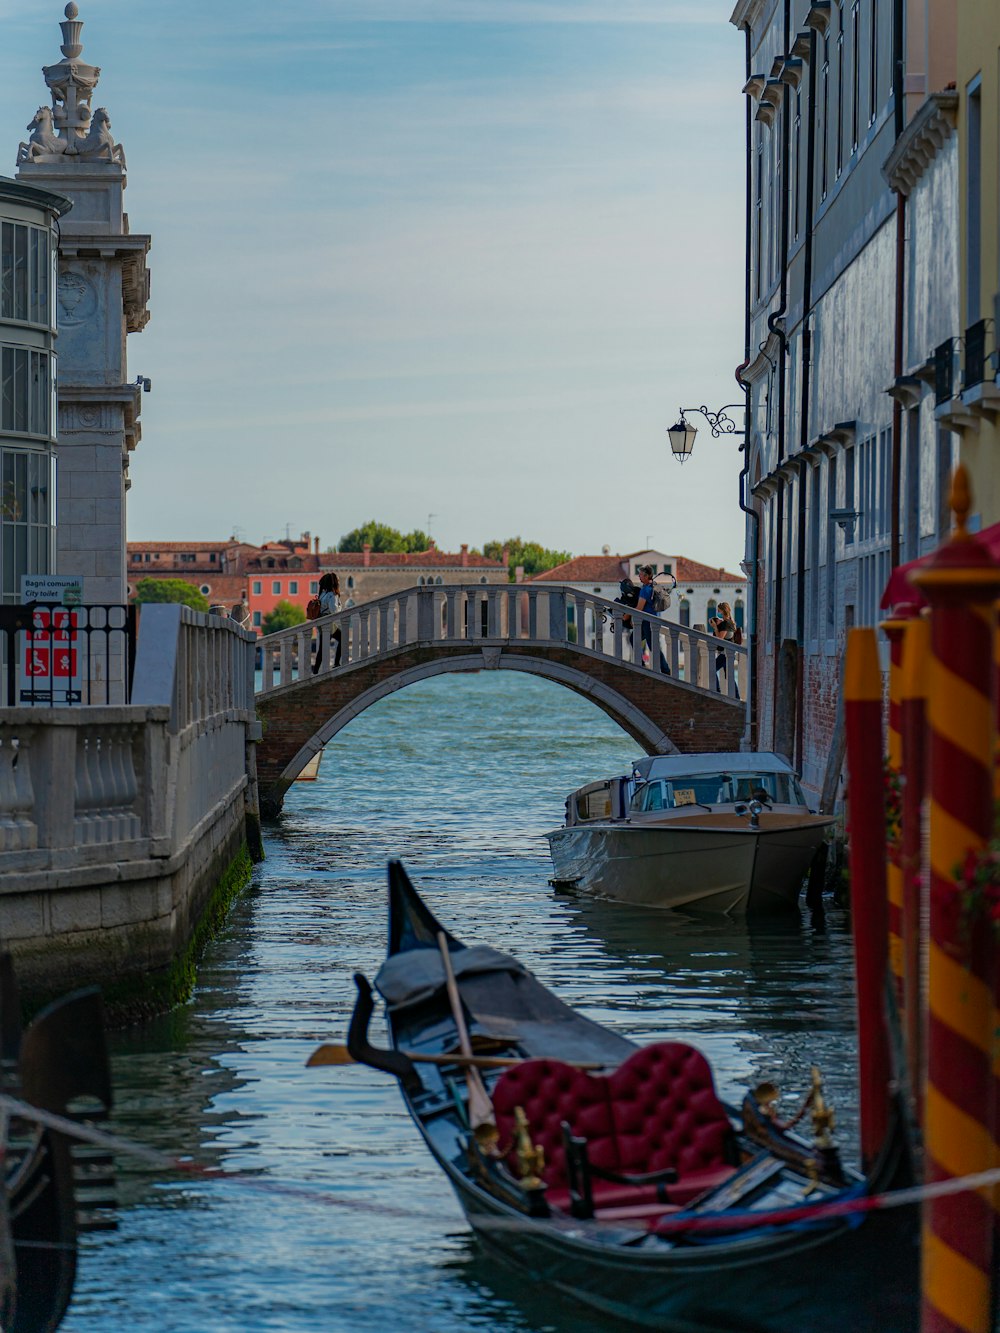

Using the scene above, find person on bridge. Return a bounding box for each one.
[636,565,670,675]
[710,601,739,699]
[312,573,343,674]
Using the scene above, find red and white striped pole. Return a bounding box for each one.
[844,626,892,1171]
[912,467,1000,1333]
[900,614,929,1121]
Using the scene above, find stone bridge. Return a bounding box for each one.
[254,584,747,815]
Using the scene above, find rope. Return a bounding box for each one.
[8,1092,1000,1240]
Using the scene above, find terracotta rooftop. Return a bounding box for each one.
[325,550,506,569]
[531,554,744,584]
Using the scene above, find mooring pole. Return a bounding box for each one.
[912,468,1000,1333]
[882,617,908,1018]
[899,615,929,1122]
[844,626,892,1171]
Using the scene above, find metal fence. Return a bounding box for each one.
[0,603,137,707]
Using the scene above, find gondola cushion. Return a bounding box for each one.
[492,1042,734,1206]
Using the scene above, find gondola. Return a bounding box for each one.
[319,861,920,1333]
[0,954,117,1332]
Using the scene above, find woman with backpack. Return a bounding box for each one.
[636,565,671,675]
[709,601,739,699]
[311,572,342,674]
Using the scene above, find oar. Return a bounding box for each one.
[306,1043,604,1071]
[437,931,499,1149]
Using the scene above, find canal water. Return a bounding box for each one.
[63,673,859,1333]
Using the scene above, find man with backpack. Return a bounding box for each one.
[636,565,671,675]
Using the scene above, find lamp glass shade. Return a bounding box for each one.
[668,418,697,462]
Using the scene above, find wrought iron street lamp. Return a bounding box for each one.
[667,404,745,463]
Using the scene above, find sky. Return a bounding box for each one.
[0,1,748,572]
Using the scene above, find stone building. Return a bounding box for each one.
[952,1,1000,524]
[730,0,957,799]
[15,3,150,607]
[531,549,745,632]
[325,544,508,609]
[0,175,70,602]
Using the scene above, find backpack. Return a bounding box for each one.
[306,595,322,621]
[733,626,743,646]
[649,576,675,614]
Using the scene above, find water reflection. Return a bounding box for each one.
[63,674,860,1331]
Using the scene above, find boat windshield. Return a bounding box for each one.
[630,771,806,812]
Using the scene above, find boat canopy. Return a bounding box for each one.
[632,752,796,782]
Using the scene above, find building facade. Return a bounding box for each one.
[16,4,150,607]
[0,176,69,602]
[731,0,957,799]
[531,549,745,632]
[954,2,1000,525]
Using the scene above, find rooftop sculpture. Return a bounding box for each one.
[16,5,125,168]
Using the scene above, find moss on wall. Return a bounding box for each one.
[94,842,254,1027]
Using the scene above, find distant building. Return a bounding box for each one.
[325,543,508,608]
[126,534,508,631]
[530,549,745,631]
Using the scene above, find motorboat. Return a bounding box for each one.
[311,862,918,1333]
[545,752,835,914]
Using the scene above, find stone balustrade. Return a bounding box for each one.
[0,603,260,1006]
[258,584,745,703]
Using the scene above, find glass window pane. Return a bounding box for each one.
[1,348,11,430]
[1,223,12,318]
[13,350,28,432]
[13,225,27,321]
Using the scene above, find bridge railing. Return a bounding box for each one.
[257,584,745,701]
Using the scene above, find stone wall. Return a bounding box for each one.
[0,605,259,1012]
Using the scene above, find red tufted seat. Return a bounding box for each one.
[492,1042,737,1219]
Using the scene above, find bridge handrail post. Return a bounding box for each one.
[527,588,538,640]
[416,587,435,642]
[486,588,500,638]
[547,589,566,644]
[444,589,458,640]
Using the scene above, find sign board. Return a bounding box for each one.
[18,576,85,705]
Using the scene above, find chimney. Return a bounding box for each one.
[461,543,469,568]
[428,537,436,550]
[501,545,509,567]
[314,536,319,555]
[515,565,525,584]
[363,543,371,568]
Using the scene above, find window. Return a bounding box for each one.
[252,611,262,627]
[967,77,983,324]
[252,580,261,595]
[0,448,54,600]
[200,584,211,595]
[272,580,281,595]
[310,580,319,594]
[809,464,821,641]
[904,408,920,561]
[793,88,802,240]
[145,553,151,562]
[869,0,878,125]
[0,347,51,436]
[679,598,691,627]
[480,576,487,585]
[706,599,717,622]
[851,1,861,152]
[210,553,217,563]
[131,554,142,563]
[820,27,830,199]
[435,576,443,585]
[843,445,856,545]
[289,580,298,594]
[346,576,354,590]
[418,576,425,586]
[836,2,845,176]
[755,131,764,300]
[734,599,745,630]
[827,456,838,633]
[179,553,196,563]
[0,222,50,325]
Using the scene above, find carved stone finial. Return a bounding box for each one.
[59,3,84,60]
[949,464,972,538]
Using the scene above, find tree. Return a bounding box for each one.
[337,521,430,553]
[262,599,306,635]
[483,538,571,581]
[133,578,209,612]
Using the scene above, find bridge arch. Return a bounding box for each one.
[254,640,744,816]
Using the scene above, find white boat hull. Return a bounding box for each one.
[545,812,833,915]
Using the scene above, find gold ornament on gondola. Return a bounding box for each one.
[512,1106,545,1189]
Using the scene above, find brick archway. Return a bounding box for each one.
[255,643,744,816]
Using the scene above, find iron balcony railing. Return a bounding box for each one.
[965,319,988,390]
[934,338,956,406]
[0,603,137,707]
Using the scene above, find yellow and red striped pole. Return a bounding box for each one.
[844,626,892,1170]
[882,617,908,1017]
[900,614,929,1120]
[912,467,1000,1333]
